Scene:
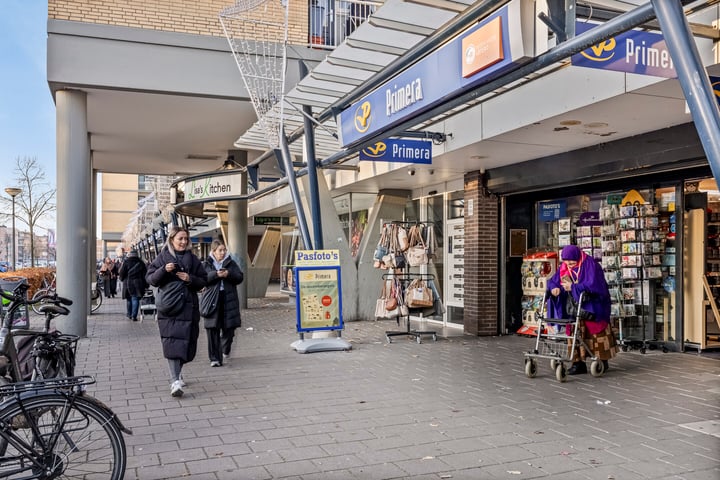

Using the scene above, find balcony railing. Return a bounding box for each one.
[309,0,378,48]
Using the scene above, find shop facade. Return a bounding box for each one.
[496,122,718,352]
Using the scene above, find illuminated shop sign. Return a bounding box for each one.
[359,139,432,163]
[338,0,532,148]
[571,21,676,78]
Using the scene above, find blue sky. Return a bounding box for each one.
[0,1,56,230]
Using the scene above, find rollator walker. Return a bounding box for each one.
[524,291,607,382]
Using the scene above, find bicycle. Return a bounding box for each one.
[0,376,130,479]
[0,283,131,479]
[90,277,103,314]
[30,274,56,316]
[32,273,103,315]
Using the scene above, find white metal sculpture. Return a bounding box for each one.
[219,0,289,149]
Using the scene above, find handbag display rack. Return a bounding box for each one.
[382,272,438,344]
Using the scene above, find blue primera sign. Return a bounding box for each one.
[571,21,676,78]
[359,139,432,164]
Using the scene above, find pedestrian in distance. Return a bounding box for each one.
[146,226,207,397]
[99,257,119,298]
[547,244,618,375]
[118,250,148,322]
[200,239,244,367]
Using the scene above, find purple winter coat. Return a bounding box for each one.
[546,252,611,332]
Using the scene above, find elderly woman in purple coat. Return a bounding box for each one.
[547,245,618,375]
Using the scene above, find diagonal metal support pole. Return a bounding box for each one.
[300,61,324,250]
[279,128,313,250]
[652,0,720,184]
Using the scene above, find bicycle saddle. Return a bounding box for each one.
[38,304,70,316]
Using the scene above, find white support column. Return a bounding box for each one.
[227,150,248,309]
[56,89,90,337]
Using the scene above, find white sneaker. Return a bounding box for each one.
[222,353,230,362]
[178,374,187,388]
[210,361,221,367]
[170,380,184,397]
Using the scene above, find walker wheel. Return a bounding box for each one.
[416,336,422,344]
[550,359,559,370]
[621,345,629,352]
[555,363,567,382]
[432,334,437,342]
[525,359,537,378]
[386,336,391,344]
[640,347,646,354]
[590,360,604,377]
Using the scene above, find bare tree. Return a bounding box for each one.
[0,157,56,267]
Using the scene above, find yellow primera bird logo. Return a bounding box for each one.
[580,38,616,62]
[361,141,387,158]
[354,101,372,133]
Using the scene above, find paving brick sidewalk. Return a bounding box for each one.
[76,295,719,480]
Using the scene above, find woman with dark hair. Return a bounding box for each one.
[200,239,244,367]
[119,249,147,321]
[547,245,618,375]
[146,226,207,397]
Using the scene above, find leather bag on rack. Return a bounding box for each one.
[405,278,433,308]
[406,225,428,267]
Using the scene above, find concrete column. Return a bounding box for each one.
[227,150,248,309]
[56,90,90,337]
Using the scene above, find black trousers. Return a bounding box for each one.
[206,291,235,364]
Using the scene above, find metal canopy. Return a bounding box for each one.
[233,0,718,172]
[232,0,474,158]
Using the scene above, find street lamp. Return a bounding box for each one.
[4,188,21,271]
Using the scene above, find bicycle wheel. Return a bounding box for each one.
[30,289,51,315]
[91,288,103,313]
[0,393,127,479]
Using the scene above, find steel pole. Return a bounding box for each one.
[652,0,720,183]
[10,198,16,271]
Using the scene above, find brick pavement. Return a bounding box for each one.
[73,294,719,480]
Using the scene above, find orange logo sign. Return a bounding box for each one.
[461,16,504,78]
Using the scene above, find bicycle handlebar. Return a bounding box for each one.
[0,285,73,308]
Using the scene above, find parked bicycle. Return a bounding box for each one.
[31,273,103,315]
[30,274,56,315]
[0,283,132,479]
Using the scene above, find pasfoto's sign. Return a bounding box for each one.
[571,21,676,78]
[538,200,567,221]
[359,139,432,163]
[338,0,533,148]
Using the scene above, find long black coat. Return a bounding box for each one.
[118,256,148,299]
[146,248,207,362]
[201,256,243,329]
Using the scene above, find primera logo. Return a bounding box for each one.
[712,81,720,99]
[354,101,372,133]
[580,38,616,62]
[361,141,387,158]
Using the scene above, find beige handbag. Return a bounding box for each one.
[405,278,433,308]
[406,225,428,267]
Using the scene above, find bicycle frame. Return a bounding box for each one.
[0,376,132,478]
[0,284,73,383]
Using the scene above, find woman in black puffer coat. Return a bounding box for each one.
[200,239,244,367]
[146,226,207,397]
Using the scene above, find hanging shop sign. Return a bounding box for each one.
[710,76,720,106]
[253,216,290,226]
[294,250,343,333]
[338,0,536,148]
[359,139,432,163]
[571,21,676,78]
[181,173,244,203]
[538,200,567,221]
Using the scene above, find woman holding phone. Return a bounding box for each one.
[200,239,244,367]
